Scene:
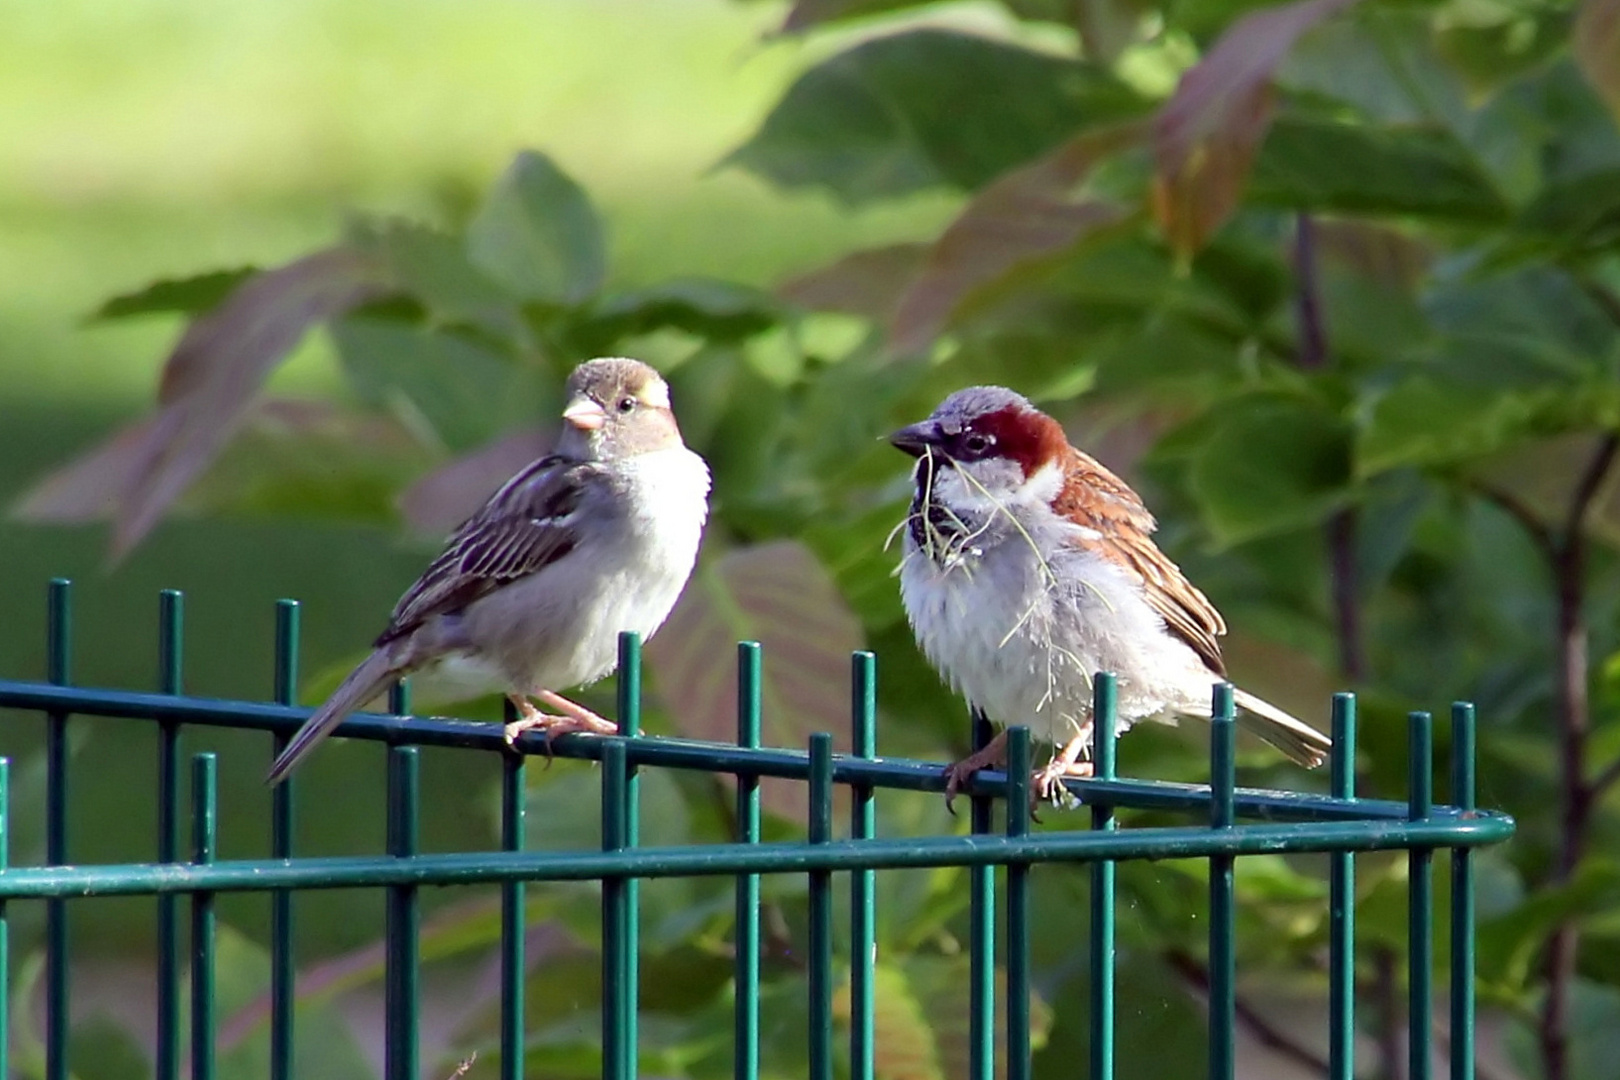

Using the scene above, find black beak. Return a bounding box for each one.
[888,421,941,457]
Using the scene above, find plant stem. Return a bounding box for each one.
[1538,432,1619,1080]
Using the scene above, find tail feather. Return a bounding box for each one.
[1231,688,1332,769]
[266,648,401,785]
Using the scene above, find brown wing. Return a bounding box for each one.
[1051,447,1228,676]
[374,454,599,646]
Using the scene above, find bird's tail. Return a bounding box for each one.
[1231,688,1333,769]
[266,647,402,785]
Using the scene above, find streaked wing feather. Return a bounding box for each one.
[1054,448,1228,675]
[375,455,595,645]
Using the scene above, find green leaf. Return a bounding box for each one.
[1358,366,1620,478]
[728,29,1147,204]
[92,267,258,320]
[1249,116,1508,222]
[466,150,606,304]
[330,316,545,451]
[1185,393,1353,545]
[574,278,781,352]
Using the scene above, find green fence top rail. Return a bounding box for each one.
[0,581,1515,1080]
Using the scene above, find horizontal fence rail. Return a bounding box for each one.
[0,581,1514,1080]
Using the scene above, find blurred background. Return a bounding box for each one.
[4,0,1619,1076]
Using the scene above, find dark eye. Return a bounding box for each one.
[962,432,992,455]
[617,396,637,414]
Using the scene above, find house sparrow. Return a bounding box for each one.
[889,386,1330,807]
[266,357,711,784]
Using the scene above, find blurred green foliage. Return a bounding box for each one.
[8,0,1620,1076]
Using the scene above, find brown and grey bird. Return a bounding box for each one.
[266,357,711,784]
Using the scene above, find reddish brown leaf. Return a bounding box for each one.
[889,124,1142,354]
[14,247,391,560]
[1576,0,1620,121]
[1311,220,1432,292]
[644,540,864,823]
[398,427,553,536]
[1152,0,1360,260]
[776,243,930,322]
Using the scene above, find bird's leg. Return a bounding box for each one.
[502,689,622,751]
[943,728,1010,815]
[1031,722,1094,809]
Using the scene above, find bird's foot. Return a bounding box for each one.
[942,729,1010,816]
[1031,759,1091,811]
[1029,726,1094,812]
[503,692,623,758]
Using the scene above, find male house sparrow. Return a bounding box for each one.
[889,386,1330,805]
[266,357,710,784]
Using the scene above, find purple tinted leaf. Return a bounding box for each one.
[13,247,390,559]
[398,428,553,536]
[1152,0,1360,259]
[776,243,929,322]
[1576,0,1620,121]
[890,126,1139,353]
[644,540,864,823]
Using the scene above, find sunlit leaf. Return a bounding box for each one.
[832,964,944,1080]
[889,124,1141,353]
[644,540,864,822]
[729,29,1147,204]
[1152,0,1361,260]
[1575,0,1620,122]
[466,150,606,304]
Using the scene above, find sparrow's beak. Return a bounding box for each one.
[888,421,941,457]
[562,396,607,431]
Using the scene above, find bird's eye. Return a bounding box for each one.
[617,396,637,414]
[962,432,992,454]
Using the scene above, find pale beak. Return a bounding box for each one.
[562,396,607,431]
[888,421,941,457]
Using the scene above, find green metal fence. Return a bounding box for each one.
[0,580,1514,1079]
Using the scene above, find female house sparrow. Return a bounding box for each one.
[889,386,1330,805]
[266,357,710,783]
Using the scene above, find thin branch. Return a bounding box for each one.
[1165,948,1333,1075]
[1294,216,1329,372]
[1563,433,1620,541]
[1463,478,1558,563]
[1592,752,1620,799]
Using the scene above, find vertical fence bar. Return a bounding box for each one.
[270,600,298,1080]
[1208,684,1236,1080]
[734,643,762,1080]
[1006,727,1032,1080]
[808,733,834,1080]
[0,758,11,1080]
[1410,712,1434,1080]
[1329,693,1357,1080]
[501,729,527,1080]
[602,739,632,1080]
[1090,674,1118,1080]
[191,753,218,1080]
[616,633,642,1070]
[45,578,71,1080]
[385,747,421,1080]
[850,653,877,1080]
[157,591,185,1080]
[1450,703,1477,1080]
[967,707,996,1080]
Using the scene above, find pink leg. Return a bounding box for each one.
[502,690,622,751]
[1030,722,1094,808]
